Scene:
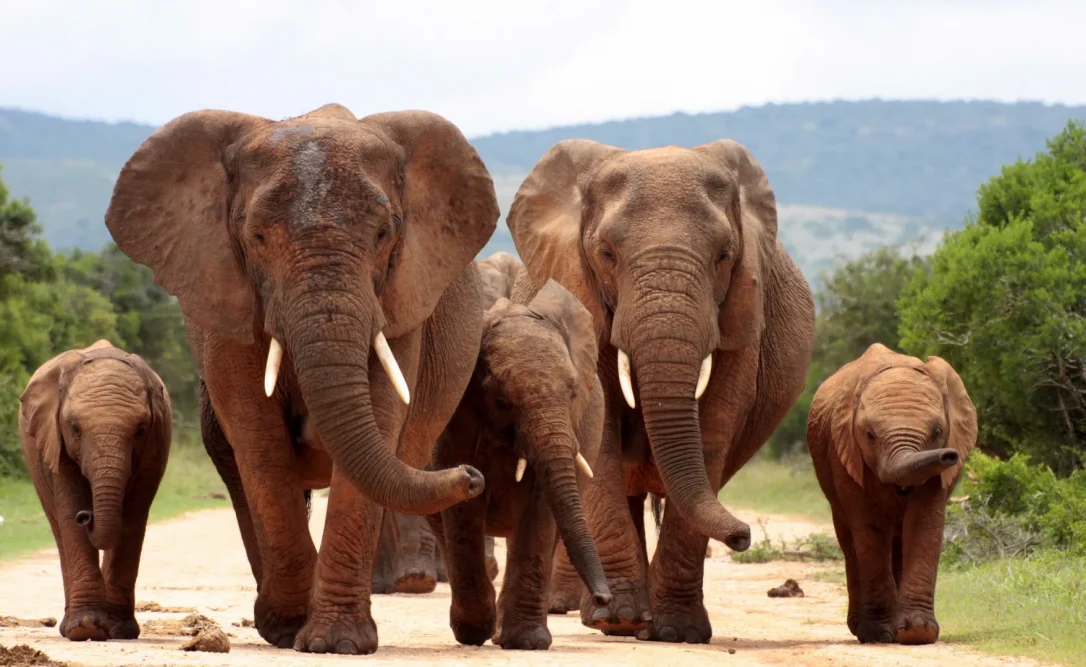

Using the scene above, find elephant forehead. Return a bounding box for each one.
[860,368,944,412]
[483,321,575,391]
[65,362,147,411]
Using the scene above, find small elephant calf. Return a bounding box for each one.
[431,277,612,650]
[19,340,172,641]
[806,343,977,645]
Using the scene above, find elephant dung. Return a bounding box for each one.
[0,644,66,666]
[767,579,805,598]
[0,617,56,628]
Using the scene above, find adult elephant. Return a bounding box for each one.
[105,103,499,655]
[507,139,815,643]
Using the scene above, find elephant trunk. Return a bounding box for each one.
[878,445,960,488]
[286,287,482,515]
[83,437,129,551]
[523,409,612,606]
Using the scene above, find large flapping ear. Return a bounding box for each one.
[693,140,778,350]
[105,110,270,344]
[19,350,84,474]
[133,356,173,457]
[526,279,599,395]
[362,110,500,338]
[808,344,895,487]
[506,139,625,334]
[924,356,979,489]
[475,251,524,307]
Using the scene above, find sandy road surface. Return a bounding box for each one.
[0,498,1042,667]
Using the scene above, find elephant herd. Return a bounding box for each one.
[16,103,978,656]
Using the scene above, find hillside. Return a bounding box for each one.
[3,100,1084,281]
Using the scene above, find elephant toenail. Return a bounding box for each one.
[641,611,653,622]
[309,638,328,653]
[335,639,358,654]
[636,629,652,641]
[617,606,635,621]
[591,608,609,623]
[685,629,701,643]
[659,626,679,642]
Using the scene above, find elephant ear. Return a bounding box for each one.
[476,251,523,307]
[526,279,599,396]
[19,350,83,474]
[694,140,778,351]
[133,356,173,458]
[362,111,500,338]
[105,110,270,344]
[925,356,978,489]
[507,139,625,334]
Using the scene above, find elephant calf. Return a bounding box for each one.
[431,277,612,650]
[806,343,977,645]
[19,340,172,641]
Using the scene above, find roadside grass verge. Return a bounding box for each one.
[0,429,228,560]
[718,450,832,523]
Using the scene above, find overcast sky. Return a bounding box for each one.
[2,0,1084,137]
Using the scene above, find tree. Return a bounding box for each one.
[899,120,1086,475]
[767,246,931,456]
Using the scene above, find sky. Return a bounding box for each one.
[2,0,1085,137]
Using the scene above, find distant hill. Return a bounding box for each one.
[2,100,1084,282]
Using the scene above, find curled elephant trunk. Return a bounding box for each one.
[524,412,612,606]
[878,447,960,488]
[83,440,128,551]
[286,292,483,516]
[629,340,751,552]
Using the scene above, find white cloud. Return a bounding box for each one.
[1,0,1083,136]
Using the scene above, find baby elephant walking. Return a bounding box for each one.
[806,343,977,645]
[19,340,172,641]
[431,277,612,650]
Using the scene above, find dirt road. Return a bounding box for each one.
[0,498,1040,667]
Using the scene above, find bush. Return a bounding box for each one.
[943,452,1086,566]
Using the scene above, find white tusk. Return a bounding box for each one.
[695,354,713,400]
[515,457,527,482]
[576,453,594,479]
[617,349,636,409]
[264,338,283,397]
[374,331,410,405]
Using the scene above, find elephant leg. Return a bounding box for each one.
[442,495,496,646]
[894,482,947,645]
[204,346,316,650]
[494,484,556,650]
[548,539,584,613]
[48,458,111,642]
[846,509,896,643]
[393,512,438,593]
[199,380,264,586]
[293,470,382,655]
[640,497,711,644]
[832,507,862,637]
[579,416,652,636]
[371,508,398,595]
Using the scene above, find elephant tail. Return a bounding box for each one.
[650,493,664,535]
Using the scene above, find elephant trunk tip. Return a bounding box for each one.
[75,510,93,527]
[940,450,960,467]
[723,524,753,552]
[591,590,613,607]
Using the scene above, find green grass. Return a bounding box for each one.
[718,451,832,522]
[937,551,1086,666]
[0,430,229,560]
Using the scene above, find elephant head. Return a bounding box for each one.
[105,104,498,515]
[19,340,171,551]
[506,139,777,550]
[826,344,978,490]
[478,279,611,605]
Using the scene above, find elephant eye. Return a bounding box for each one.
[69,419,81,437]
[717,250,730,263]
[134,423,147,438]
[376,225,390,243]
[253,232,265,244]
[494,395,510,411]
[599,247,616,265]
[865,429,876,442]
[932,426,943,439]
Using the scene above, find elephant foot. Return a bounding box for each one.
[371,569,397,595]
[254,595,307,649]
[494,623,552,650]
[61,606,136,642]
[895,609,939,645]
[854,616,895,644]
[548,591,581,615]
[581,580,652,636]
[635,605,711,644]
[294,609,378,655]
[395,569,437,594]
[451,603,496,646]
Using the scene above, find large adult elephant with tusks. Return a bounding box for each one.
[507,138,815,643]
[105,103,499,655]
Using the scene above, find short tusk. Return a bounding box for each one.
[374,331,410,405]
[265,338,283,397]
[576,453,594,479]
[515,457,527,482]
[695,354,712,400]
[617,349,636,409]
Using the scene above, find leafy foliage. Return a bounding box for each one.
[767,246,931,456]
[899,120,1086,474]
[0,174,197,477]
